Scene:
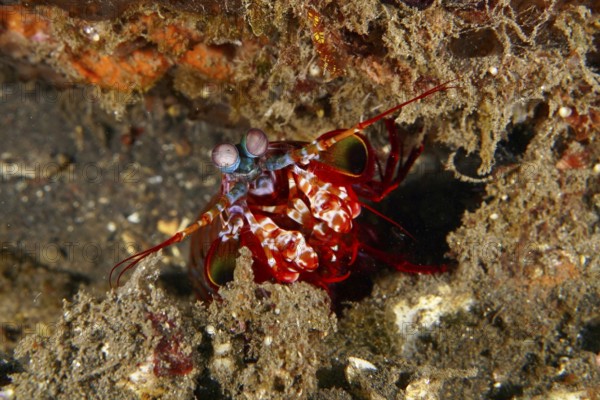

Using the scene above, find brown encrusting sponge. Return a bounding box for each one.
[204,247,337,399]
[10,249,336,400]
[10,255,203,400]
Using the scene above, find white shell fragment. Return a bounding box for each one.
[213,342,232,356]
[405,378,442,400]
[0,387,15,399]
[394,285,474,355]
[345,356,377,384]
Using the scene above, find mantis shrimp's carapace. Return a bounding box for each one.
[111,81,455,300]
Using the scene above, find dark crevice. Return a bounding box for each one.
[449,28,503,59]
[585,32,600,74]
[316,361,350,392]
[487,382,524,400]
[158,269,194,298]
[0,353,23,387]
[578,318,600,353]
[387,166,483,265]
[395,371,412,390]
[194,331,229,399]
[194,372,228,400]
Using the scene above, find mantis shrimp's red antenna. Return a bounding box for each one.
[109,233,184,288]
[109,182,248,288]
[269,80,456,170]
[314,80,455,151]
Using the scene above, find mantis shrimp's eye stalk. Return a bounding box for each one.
[241,128,269,158]
[212,143,240,173]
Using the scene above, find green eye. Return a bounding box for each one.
[241,128,269,158]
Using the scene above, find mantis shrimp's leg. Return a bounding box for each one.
[355,119,424,202]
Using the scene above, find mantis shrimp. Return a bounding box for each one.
[111,81,453,299]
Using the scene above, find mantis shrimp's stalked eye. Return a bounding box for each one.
[241,128,269,158]
[212,143,240,173]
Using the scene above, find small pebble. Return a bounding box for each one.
[147,175,163,184]
[127,212,140,224]
[558,106,572,118]
[107,222,116,232]
[309,63,321,77]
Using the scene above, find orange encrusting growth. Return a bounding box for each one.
[70,49,171,89]
[181,43,234,82]
[1,6,51,39]
[0,5,238,91]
